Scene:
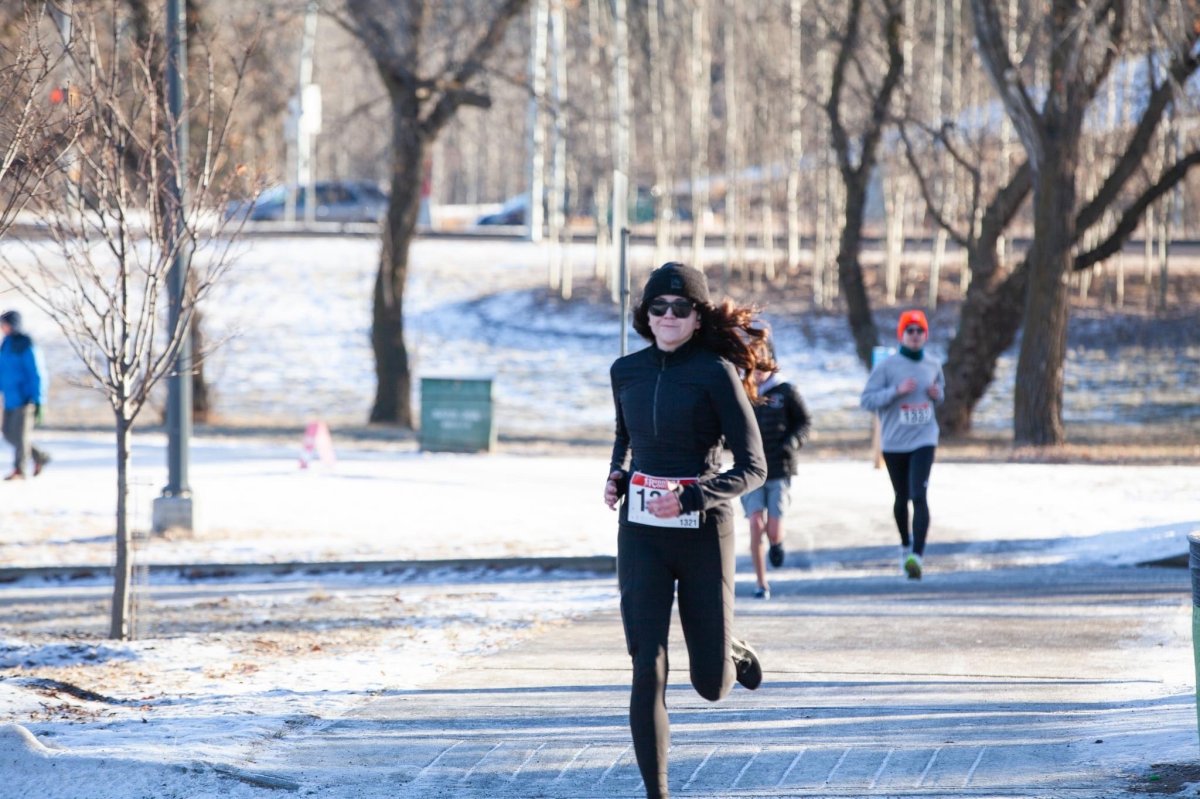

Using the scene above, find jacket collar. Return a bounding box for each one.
[759,372,786,393]
[651,336,700,366]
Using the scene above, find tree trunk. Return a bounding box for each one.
[647,0,670,266]
[785,0,803,276]
[938,254,1027,435]
[936,157,1032,436]
[526,0,548,244]
[688,0,710,268]
[837,172,880,368]
[824,0,902,366]
[191,309,210,424]
[587,0,610,280]
[110,416,133,640]
[1013,155,1076,445]
[370,94,425,427]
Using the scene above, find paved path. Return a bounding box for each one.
[245,557,1195,797]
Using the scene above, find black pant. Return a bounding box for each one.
[882,445,936,555]
[617,517,737,799]
[2,404,47,473]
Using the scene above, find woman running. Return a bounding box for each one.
[860,309,945,579]
[604,262,768,799]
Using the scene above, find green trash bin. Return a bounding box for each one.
[420,377,496,453]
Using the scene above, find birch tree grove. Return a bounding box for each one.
[416,0,1197,439]
[8,0,1197,446]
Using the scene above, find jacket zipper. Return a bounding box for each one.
[652,357,665,438]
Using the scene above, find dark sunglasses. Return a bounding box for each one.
[903,326,926,335]
[647,298,696,317]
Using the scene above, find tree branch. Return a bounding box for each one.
[970,0,1045,170]
[1076,37,1200,235]
[898,123,972,248]
[423,0,528,135]
[1073,149,1200,271]
[825,0,863,177]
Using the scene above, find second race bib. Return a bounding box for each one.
[899,402,932,425]
[627,472,700,529]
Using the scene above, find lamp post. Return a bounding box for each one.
[152,0,193,533]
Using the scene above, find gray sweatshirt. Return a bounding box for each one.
[860,351,945,452]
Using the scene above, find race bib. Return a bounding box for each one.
[627,472,700,529]
[899,403,933,425]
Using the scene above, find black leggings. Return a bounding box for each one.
[617,518,737,799]
[881,445,936,555]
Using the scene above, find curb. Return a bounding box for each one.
[1140,553,1189,568]
[0,555,616,584]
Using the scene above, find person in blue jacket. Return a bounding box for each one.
[0,310,50,480]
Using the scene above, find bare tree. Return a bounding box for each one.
[820,0,905,367]
[900,119,1032,436]
[1,5,251,639]
[967,0,1200,444]
[329,0,530,427]
[900,0,1199,438]
[124,0,217,422]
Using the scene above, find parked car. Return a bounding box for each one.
[476,193,529,226]
[475,189,583,227]
[225,180,388,223]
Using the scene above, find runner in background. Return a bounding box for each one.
[603,262,768,799]
[740,336,811,599]
[0,310,51,481]
[859,310,944,580]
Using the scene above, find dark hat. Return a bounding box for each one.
[0,310,20,328]
[641,262,710,306]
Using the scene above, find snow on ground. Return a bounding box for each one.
[0,234,1197,797]
[0,566,619,798]
[2,236,1197,435]
[0,433,1195,798]
[0,431,1197,569]
[0,432,1195,797]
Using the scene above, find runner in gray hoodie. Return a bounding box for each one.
[860,310,944,579]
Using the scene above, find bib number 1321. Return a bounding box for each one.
[899,402,932,425]
[627,471,700,529]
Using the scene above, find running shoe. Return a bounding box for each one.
[32,452,50,477]
[753,586,770,600]
[768,542,785,568]
[904,553,923,580]
[731,638,763,690]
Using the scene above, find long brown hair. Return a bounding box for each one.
[633,298,776,402]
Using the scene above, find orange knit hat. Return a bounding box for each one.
[896,310,929,340]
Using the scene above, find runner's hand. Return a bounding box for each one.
[604,470,624,510]
[926,383,941,400]
[646,490,682,519]
[897,377,917,395]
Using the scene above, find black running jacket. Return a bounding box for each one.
[753,376,811,479]
[608,338,766,528]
